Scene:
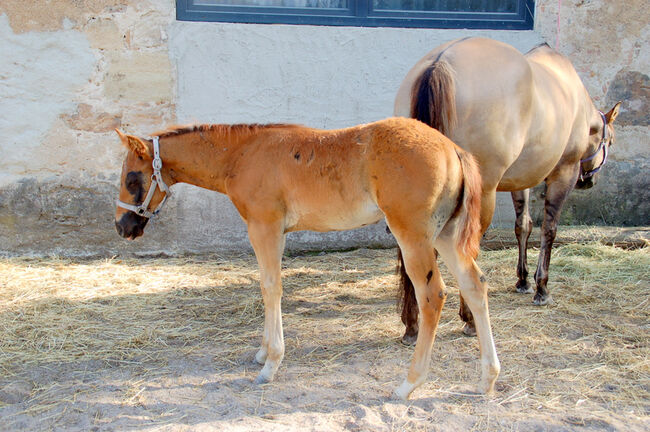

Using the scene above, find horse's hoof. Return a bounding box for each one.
[532,293,554,306]
[462,322,477,337]
[400,332,417,346]
[515,281,534,294]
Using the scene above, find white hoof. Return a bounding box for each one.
[478,364,500,395]
[394,380,414,401]
[255,348,267,365]
[254,361,278,385]
[254,373,271,385]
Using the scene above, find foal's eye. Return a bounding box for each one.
[125,172,142,191]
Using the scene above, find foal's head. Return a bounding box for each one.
[576,102,621,190]
[114,130,169,240]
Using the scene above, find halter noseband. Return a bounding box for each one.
[579,111,609,181]
[116,137,172,218]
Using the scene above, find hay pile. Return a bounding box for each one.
[0,242,648,430]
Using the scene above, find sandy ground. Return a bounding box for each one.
[0,236,648,431]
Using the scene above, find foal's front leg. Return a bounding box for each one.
[247,220,286,384]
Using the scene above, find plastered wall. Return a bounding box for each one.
[0,0,647,256]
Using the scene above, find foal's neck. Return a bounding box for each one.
[158,125,275,194]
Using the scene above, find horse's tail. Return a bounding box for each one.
[410,60,457,136]
[453,149,482,260]
[397,59,463,343]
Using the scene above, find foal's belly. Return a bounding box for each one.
[284,197,384,233]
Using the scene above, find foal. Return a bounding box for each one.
[114,117,499,399]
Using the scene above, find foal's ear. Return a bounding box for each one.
[605,102,621,124]
[115,129,152,158]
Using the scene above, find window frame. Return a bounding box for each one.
[176,1,535,30]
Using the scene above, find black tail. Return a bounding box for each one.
[398,59,458,342]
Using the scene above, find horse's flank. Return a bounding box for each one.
[393,37,621,341]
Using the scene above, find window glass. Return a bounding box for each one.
[372,0,517,12]
[200,0,348,7]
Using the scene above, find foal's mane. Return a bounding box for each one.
[154,123,300,139]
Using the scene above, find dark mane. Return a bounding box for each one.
[526,42,551,54]
[154,123,299,139]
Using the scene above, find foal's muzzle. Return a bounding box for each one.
[116,212,149,240]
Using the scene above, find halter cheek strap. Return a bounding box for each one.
[579,111,609,181]
[116,137,172,219]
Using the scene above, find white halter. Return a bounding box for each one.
[116,137,172,218]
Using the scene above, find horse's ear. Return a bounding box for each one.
[115,129,151,158]
[605,102,621,124]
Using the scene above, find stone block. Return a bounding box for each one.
[606,70,649,127]
[0,0,127,33]
[61,103,122,133]
[85,17,124,50]
[104,51,173,103]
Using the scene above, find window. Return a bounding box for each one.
[176,1,535,29]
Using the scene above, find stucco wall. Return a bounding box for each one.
[0,0,647,256]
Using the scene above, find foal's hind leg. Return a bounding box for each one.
[436,237,500,394]
[512,189,534,293]
[457,188,496,337]
[390,231,447,400]
[247,220,286,384]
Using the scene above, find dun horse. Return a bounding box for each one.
[114,117,499,399]
[394,37,621,342]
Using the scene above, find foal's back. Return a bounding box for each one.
[229,117,462,234]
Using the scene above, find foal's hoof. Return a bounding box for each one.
[515,281,534,294]
[400,332,418,346]
[253,373,271,385]
[532,293,554,306]
[394,381,414,401]
[462,322,477,337]
[254,349,267,365]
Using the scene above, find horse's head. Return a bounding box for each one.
[576,102,621,190]
[114,130,171,240]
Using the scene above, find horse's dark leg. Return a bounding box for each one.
[458,296,476,336]
[398,248,419,345]
[533,167,579,305]
[512,189,534,294]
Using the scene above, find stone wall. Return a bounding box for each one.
[0,0,647,256]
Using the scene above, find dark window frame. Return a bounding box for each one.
[176,1,535,30]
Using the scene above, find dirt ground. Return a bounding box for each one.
[0,230,648,431]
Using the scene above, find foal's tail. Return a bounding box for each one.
[410,59,457,136]
[454,149,482,260]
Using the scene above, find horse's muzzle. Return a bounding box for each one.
[575,176,596,190]
[115,212,149,240]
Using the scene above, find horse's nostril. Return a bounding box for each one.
[115,221,124,237]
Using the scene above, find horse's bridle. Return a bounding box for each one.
[116,136,172,218]
[579,111,609,181]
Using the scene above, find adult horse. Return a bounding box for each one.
[114,117,499,400]
[394,37,621,342]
